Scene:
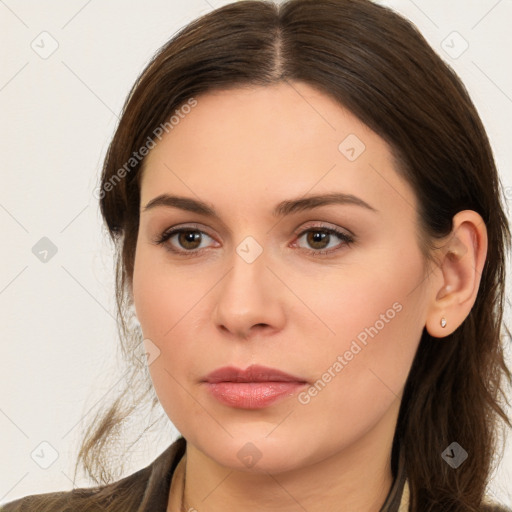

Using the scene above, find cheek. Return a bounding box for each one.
[132,243,192,339]
[132,245,207,430]
[299,240,427,408]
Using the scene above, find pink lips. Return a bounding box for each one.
[203,364,308,409]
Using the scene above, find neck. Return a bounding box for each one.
[176,401,400,512]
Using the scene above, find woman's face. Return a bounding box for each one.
[133,82,432,472]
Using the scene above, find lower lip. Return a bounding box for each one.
[205,382,306,409]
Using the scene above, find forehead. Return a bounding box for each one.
[139,81,416,220]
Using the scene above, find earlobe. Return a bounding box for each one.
[425,210,488,339]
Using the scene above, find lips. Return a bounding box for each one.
[203,364,308,409]
[203,364,308,384]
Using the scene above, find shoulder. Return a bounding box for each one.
[0,470,150,512]
[0,437,187,512]
[0,489,89,512]
[0,487,106,512]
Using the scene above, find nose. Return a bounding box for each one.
[212,248,286,341]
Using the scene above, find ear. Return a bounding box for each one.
[425,210,488,338]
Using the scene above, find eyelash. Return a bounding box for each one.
[153,223,355,258]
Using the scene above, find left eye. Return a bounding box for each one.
[293,227,354,255]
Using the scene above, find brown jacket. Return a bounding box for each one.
[1,437,510,511]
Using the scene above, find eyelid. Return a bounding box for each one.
[154,221,355,257]
[292,220,355,238]
[156,222,215,240]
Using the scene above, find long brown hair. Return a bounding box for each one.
[26,0,512,510]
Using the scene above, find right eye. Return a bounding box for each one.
[153,225,218,257]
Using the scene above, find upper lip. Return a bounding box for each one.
[203,364,307,384]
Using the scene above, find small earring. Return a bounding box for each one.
[440,317,447,328]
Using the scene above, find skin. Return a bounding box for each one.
[131,81,487,512]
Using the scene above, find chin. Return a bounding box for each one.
[194,431,315,474]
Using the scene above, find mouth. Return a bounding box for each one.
[202,364,308,409]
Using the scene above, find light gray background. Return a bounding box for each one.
[1,0,511,506]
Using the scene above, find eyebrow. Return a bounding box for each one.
[142,192,377,218]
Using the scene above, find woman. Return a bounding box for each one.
[2,0,511,510]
